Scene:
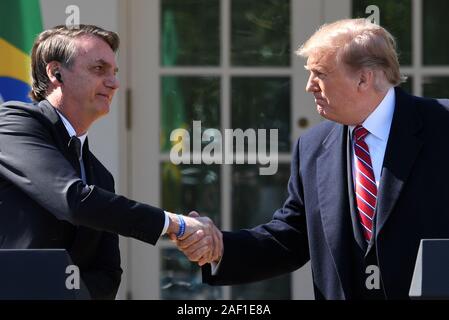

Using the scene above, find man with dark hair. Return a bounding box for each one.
[0,25,221,299]
[29,24,120,102]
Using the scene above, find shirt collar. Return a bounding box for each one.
[56,110,88,148]
[349,87,395,141]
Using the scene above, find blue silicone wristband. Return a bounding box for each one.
[176,214,186,238]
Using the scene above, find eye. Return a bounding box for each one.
[315,71,326,79]
[95,66,103,71]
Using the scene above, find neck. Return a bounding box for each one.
[355,88,390,125]
[47,94,91,136]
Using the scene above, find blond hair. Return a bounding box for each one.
[296,19,406,91]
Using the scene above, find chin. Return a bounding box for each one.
[94,107,110,120]
[316,105,327,117]
[317,107,337,122]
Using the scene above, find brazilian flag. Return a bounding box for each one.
[0,0,42,103]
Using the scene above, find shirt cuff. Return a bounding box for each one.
[161,211,171,236]
[210,254,223,275]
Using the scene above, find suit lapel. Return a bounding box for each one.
[317,124,353,298]
[375,88,423,237]
[38,101,103,263]
[345,132,368,251]
[38,100,81,173]
[82,138,95,184]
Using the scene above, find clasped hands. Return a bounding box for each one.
[167,211,223,266]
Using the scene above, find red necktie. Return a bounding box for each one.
[353,125,377,242]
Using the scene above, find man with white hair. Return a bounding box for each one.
[178,19,449,299]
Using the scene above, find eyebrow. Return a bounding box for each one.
[304,65,323,72]
[304,65,330,74]
[94,59,119,73]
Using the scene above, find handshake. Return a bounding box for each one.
[166,211,223,266]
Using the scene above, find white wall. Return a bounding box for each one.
[39,0,129,299]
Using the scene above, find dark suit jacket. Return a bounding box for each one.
[203,88,449,299]
[0,100,165,299]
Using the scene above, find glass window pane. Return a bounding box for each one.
[161,0,220,66]
[423,77,449,98]
[231,0,290,66]
[232,77,291,153]
[400,76,413,94]
[231,164,291,299]
[161,248,222,299]
[161,76,220,152]
[352,0,412,66]
[232,164,290,228]
[423,0,449,65]
[161,163,221,227]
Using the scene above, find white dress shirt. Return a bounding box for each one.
[349,87,396,188]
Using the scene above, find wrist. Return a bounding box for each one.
[176,215,186,238]
[167,212,180,235]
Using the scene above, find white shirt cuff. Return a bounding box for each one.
[210,255,223,275]
[161,211,170,236]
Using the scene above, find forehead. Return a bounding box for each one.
[73,35,117,67]
[306,52,336,70]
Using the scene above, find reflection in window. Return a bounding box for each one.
[161,76,220,152]
[161,0,220,66]
[423,77,449,98]
[232,77,291,153]
[231,164,291,299]
[400,76,413,94]
[161,163,221,226]
[423,0,449,65]
[232,164,290,228]
[161,248,222,299]
[352,0,412,66]
[231,0,290,66]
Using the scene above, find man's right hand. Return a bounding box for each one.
[167,211,223,266]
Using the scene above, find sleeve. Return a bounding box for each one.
[81,232,123,300]
[0,105,165,245]
[202,138,310,285]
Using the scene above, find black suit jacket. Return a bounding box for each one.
[203,88,449,299]
[0,100,165,299]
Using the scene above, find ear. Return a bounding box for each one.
[46,61,63,86]
[357,68,374,92]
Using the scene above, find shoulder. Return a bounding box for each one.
[0,100,53,128]
[300,120,338,141]
[407,93,449,123]
[0,101,56,142]
[294,120,339,149]
[1,100,42,115]
[289,120,341,165]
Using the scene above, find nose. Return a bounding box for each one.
[305,73,318,93]
[105,75,120,90]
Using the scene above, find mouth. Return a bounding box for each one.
[97,93,112,103]
[314,97,326,105]
[312,92,326,102]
